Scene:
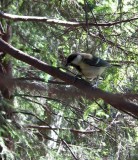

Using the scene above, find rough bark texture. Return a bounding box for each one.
[0,23,14,160]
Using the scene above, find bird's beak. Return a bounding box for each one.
[65,62,69,67]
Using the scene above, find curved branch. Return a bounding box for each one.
[0,38,137,117]
[0,11,138,27]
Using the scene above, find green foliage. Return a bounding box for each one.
[0,0,137,159]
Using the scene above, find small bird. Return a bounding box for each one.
[65,53,111,80]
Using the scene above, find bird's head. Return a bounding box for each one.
[65,53,82,67]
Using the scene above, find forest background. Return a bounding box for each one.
[0,0,137,159]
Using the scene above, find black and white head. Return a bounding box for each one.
[65,53,93,66]
[65,53,82,66]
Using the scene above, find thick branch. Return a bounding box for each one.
[0,38,138,117]
[0,11,138,27]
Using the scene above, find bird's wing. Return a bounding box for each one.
[83,56,110,67]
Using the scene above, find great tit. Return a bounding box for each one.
[65,53,111,80]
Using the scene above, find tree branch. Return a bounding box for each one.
[0,11,138,27]
[26,125,100,134]
[0,38,138,117]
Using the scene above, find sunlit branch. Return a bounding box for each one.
[0,11,138,27]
